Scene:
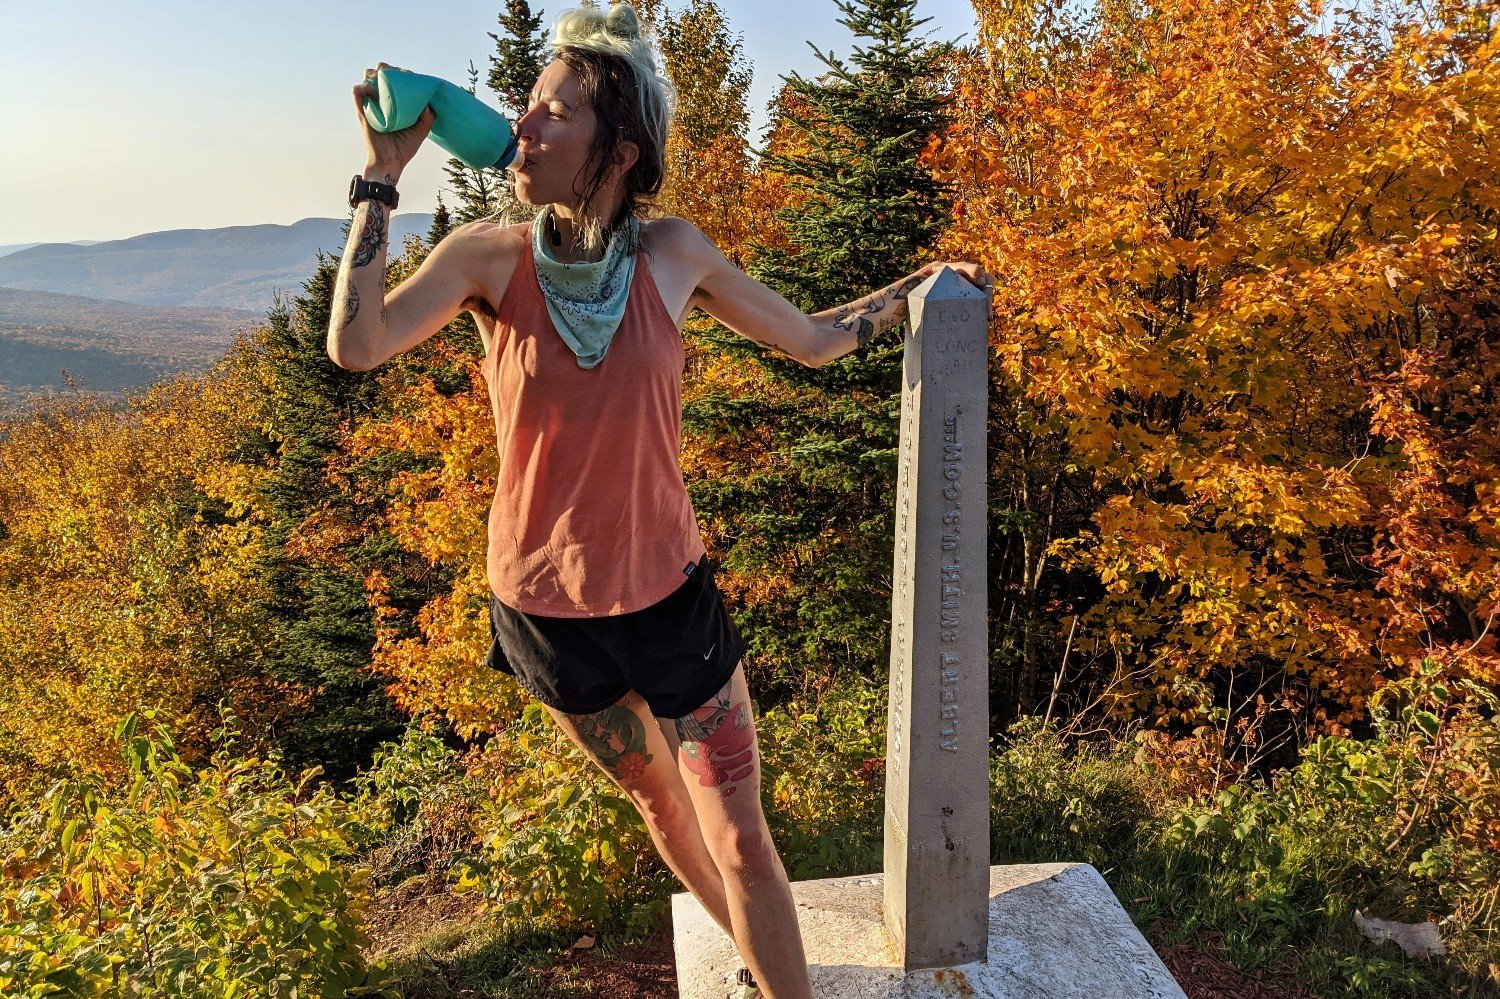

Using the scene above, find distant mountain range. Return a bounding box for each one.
[0,214,435,312]
[0,287,260,410]
[0,241,98,258]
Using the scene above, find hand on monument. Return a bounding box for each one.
[353,62,436,178]
[910,261,996,321]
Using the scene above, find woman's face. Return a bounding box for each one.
[511,59,599,208]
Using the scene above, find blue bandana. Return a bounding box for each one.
[531,209,639,369]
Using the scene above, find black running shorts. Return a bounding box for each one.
[484,557,747,719]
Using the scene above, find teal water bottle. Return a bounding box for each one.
[362,67,519,171]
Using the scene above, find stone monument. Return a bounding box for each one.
[882,266,992,969]
[674,268,1187,998]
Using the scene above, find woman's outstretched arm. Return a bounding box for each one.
[668,218,993,367]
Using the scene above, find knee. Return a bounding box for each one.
[708,820,780,877]
[632,786,692,836]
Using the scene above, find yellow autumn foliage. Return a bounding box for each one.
[0,362,281,796]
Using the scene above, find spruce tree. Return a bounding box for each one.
[443,64,515,224]
[250,276,405,783]
[750,0,949,369]
[428,193,454,245]
[444,0,550,226]
[489,0,549,114]
[687,0,950,688]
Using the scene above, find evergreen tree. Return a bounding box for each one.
[750,0,949,352]
[441,4,549,227]
[443,64,516,224]
[488,0,549,115]
[686,0,951,689]
[248,277,406,783]
[429,193,454,245]
[446,0,551,227]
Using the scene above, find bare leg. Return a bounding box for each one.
[546,692,735,938]
[669,666,812,999]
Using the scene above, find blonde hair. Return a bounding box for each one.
[550,4,676,254]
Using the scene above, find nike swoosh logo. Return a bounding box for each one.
[703,643,717,661]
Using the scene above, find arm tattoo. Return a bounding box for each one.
[891,273,925,298]
[833,299,883,348]
[338,283,359,330]
[350,203,387,268]
[833,272,929,348]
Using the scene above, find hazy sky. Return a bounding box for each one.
[3,0,976,245]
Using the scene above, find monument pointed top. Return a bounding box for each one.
[912,265,987,302]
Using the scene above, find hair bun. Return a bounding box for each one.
[553,3,647,51]
[604,3,641,38]
[550,3,675,123]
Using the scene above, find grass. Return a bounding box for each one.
[377,912,580,998]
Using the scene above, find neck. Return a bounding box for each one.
[549,191,627,264]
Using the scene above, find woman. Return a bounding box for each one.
[329,6,992,997]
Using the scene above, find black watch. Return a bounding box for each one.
[349,175,399,210]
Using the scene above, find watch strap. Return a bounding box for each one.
[349,175,399,210]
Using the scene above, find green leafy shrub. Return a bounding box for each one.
[1157,661,1500,991]
[990,717,1158,872]
[455,704,667,937]
[0,709,391,998]
[758,678,888,879]
[347,720,486,887]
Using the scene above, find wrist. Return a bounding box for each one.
[362,163,403,184]
[350,173,400,212]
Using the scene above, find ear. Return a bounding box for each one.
[609,139,640,181]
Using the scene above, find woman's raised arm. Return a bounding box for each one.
[326,212,493,372]
[327,67,492,372]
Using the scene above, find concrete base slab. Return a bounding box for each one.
[672,862,1186,998]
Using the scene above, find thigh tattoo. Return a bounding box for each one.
[568,705,654,784]
[674,682,756,797]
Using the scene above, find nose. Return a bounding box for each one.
[515,106,542,143]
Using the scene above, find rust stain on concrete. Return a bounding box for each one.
[932,968,977,996]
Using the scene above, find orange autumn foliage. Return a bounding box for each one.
[343,322,531,739]
[653,0,754,257]
[931,0,1500,734]
[742,79,821,264]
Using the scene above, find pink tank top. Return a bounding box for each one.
[481,240,703,617]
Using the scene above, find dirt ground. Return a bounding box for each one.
[535,927,679,997]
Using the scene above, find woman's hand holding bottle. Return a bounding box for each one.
[352,63,436,180]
